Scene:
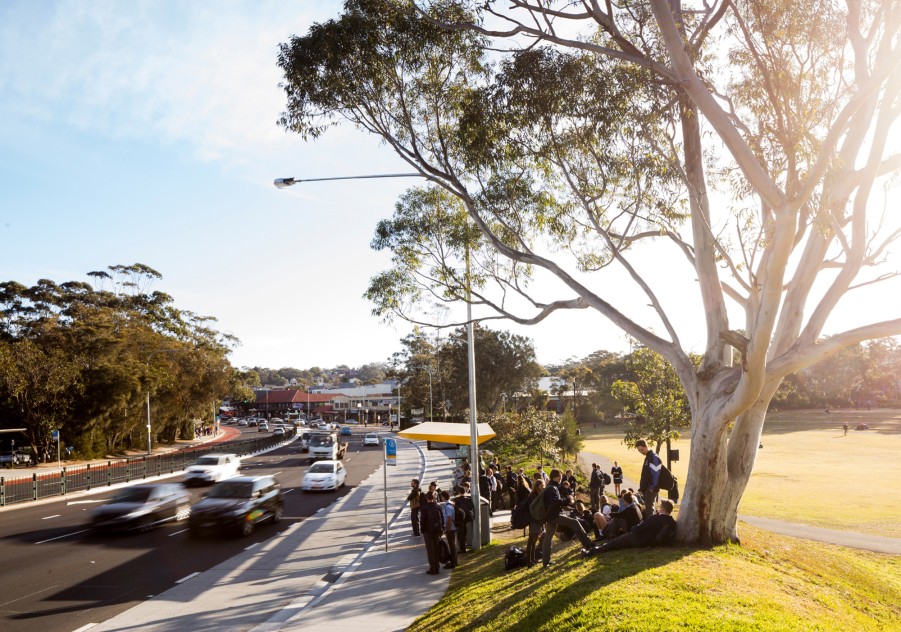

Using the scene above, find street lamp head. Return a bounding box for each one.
[273,177,296,189]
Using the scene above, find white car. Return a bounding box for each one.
[301,460,347,492]
[363,433,379,446]
[183,453,240,486]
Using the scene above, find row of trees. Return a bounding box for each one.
[0,265,255,461]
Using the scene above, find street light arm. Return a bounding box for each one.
[274,173,420,188]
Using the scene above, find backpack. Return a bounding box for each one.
[504,545,528,570]
[657,463,674,492]
[422,503,444,534]
[453,502,467,527]
[529,492,548,522]
[438,537,451,565]
[510,500,531,529]
[602,472,612,485]
[668,475,680,503]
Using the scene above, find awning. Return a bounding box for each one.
[398,421,495,445]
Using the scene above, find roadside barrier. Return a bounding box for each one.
[0,429,295,507]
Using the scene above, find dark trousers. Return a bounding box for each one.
[541,514,593,564]
[423,531,441,572]
[641,489,658,520]
[411,506,421,536]
[599,531,641,552]
[590,487,602,513]
[456,522,468,552]
[506,488,516,510]
[444,531,458,566]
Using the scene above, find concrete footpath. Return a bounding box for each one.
[90,439,456,632]
[579,449,901,556]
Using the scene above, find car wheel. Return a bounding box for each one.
[240,517,254,537]
[272,504,283,524]
[175,504,191,521]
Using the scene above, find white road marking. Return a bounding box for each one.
[66,500,104,505]
[35,529,90,544]
[281,489,294,495]
[168,528,190,537]
[42,514,61,520]
[244,542,260,551]
[0,584,59,608]
[175,572,201,584]
[71,624,98,632]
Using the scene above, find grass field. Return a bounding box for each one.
[580,408,901,538]
[409,521,901,632]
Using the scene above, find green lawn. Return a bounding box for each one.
[580,408,901,538]
[410,522,901,632]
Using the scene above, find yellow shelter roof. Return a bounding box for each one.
[397,421,495,445]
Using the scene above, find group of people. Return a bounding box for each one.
[407,477,476,575]
[514,439,676,567]
[406,439,676,574]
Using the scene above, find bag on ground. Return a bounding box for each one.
[438,537,451,565]
[504,545,528,570]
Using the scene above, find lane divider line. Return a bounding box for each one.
[42,514,61,520]
[175,571,201,584]
[35,529,90,544]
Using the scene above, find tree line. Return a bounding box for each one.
[0,264,253,462]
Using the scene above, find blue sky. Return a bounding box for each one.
[1,1,898,371]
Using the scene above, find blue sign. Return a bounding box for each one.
[51,430,59,442]
[385,438,397,466]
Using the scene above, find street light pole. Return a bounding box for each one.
[275,170,482,550]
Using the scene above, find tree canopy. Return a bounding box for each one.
[278,0,901,544]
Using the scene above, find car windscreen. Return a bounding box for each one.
[194,456,222,466]
[207,482,254,498]
[308,463,335,474]
[310,435,333,447]
[110,487,153,503]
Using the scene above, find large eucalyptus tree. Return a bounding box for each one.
[277,0,901,543]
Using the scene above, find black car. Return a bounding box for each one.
[88,483,192,533]
[188,475,284,537]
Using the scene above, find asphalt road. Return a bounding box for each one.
[0,427,386,632]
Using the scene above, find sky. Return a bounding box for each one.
[1,1,898,371]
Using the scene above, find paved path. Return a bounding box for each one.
[90,439,457,631]
[579,449,901,555]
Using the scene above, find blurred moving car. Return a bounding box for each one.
[363,432,380,446]
[237,419,248,426]
[301,460,347,492]
[273,427,286,437]
[340,426,352,436]
[189,475,283,537]
[258,422,270,432]
[88,483,191,532]
[184,453,240,486]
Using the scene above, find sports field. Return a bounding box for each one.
[580,408,901,538]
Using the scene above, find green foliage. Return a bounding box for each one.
[0,265,239,459]
[611,344,692,451]
[556,408,584,461]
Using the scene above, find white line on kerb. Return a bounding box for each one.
[168,528,190,537]
[175,572,201,584]
[71,624,98,632]
[244,542,260,551]
[42,514,61,520]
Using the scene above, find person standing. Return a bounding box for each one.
[479,468,493,515]
[407,479,424,536]
[636,440,661,519]
[589,463,604,513]
[440,490,458,569]
[536,465,549,483]
[540,469,597,566]
[505,465,518,509]
[485,467,498,515]
[611,461,623,496]
[453,486,474,554]
[525,478,545,566]
[420,491,444,575]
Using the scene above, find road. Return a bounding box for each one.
[0,426,386,632]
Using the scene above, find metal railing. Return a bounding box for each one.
[0,429,295,507]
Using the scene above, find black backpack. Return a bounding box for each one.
[510,500,531,529]
[504,545,528,570]
[529,492,549,522]
[422,504,444,534]
[438,537,451,564]
[603,472,612,485]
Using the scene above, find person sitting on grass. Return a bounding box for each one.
[541,469,600,566]
[592,499,677,554]
[604,491,643,538]
[574,500,607,540]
